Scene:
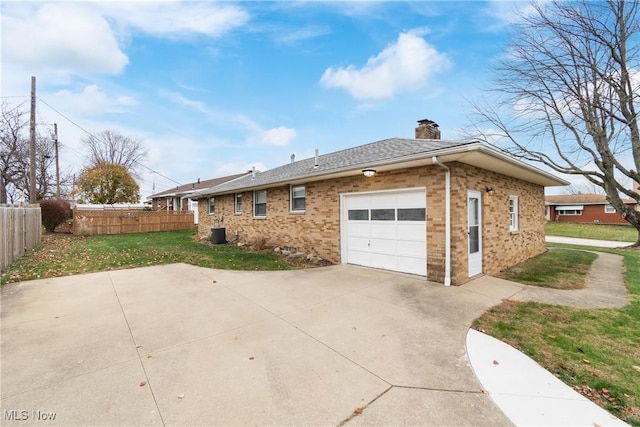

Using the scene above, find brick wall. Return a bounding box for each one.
[549,204,636,225]
[449,163,546,283]
[198,163,547,285]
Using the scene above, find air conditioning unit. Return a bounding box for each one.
[593,219,600,224]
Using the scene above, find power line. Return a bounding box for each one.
[36,97,184,187]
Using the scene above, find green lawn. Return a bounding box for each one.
[1,230,289,284]
[474,244,640,425]
[546,222,637,242]
[499,248,597,289]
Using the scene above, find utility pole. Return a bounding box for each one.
[52,123,60,199]
[29,76,37,204]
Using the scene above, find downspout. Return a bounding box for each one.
[432,156,451,286]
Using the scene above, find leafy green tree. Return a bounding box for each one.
[74,162,140,204]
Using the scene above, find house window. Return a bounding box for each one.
[398,208,426,221]
[371,209,395,221]
[156,199,160,208]
[348,210,369,220]
[291,185,305,211]
[254,190,266,217]
[235,193,242,214]
[208,197,215,214]
[509,195,519,232]
[604,204,616,214]
[557,206,583,216]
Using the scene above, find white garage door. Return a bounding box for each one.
[342,189,427,276]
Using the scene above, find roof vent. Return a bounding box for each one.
[415,119,441,140]
[251,166,256,180]
[291,154,295,163]
[314,149,319,168]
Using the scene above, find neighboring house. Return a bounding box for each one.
[545,194,638,225]
[148,173,247,224]
[194,119,567,286]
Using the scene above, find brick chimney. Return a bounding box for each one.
[415,119,441,140]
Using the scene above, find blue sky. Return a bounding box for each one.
[2,0,562,199]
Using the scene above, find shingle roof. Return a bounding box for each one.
[199,138,473,195]
[149,173,248,199]
[545,194,636,205]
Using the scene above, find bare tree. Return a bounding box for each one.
[565,182,606,195]
[1,101,29,204]
[1,101,74,203]
[83,130,147,177]
[469,0,640,245]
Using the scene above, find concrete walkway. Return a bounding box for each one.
[470,251,629,309]
[546,235,633,248]
[464,249,631,426]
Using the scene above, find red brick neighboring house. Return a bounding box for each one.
[545,194,638,225]
[194,119,568,286]
[148,173,247,223]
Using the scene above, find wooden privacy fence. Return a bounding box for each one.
[1,204,42,272]
[73,209,194,235]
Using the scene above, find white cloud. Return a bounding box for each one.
[273,25,331,45]
[261,126,297,147]
[47,84,138,117]
[1,1,249,90]
[319,29,451,99]
[2,3,129,80]
[164,91,297,147]
[482,1,541,30]
[98,1,249,38]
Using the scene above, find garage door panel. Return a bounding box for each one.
[346,195,370,210]
[396,223,425,240]
[343,189,426,277]
[370,239,397,255]
[370,223,397,239]
[396,191,426,208]
[347,223,370,237]
[397,257,427,276]
[347,236,371,251]
[371,253,397,270]
[396,240,426,257]
[347,250,371,268]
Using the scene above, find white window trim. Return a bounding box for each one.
[509,195,519,232]
[208,197,215,215]
[604,204,616,214]
[253,190,267,218]
[290,184,306,213]
[557,208,583,216]
[235,193,242,214]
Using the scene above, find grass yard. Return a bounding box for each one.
[546,222,637,242]
[474,244,640,426]
[1,230,290,285]
[499,248,597,289]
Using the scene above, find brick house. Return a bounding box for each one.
[545,194,638,225]
[195,120,567,285]
[148,173,247,223]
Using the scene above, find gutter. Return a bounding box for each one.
[432,156,451,286]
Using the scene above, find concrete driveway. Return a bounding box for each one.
[1,264,512,426]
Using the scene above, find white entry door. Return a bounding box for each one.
[190,199,199,224]
[342,189,426,276]
[468,190,482,277]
